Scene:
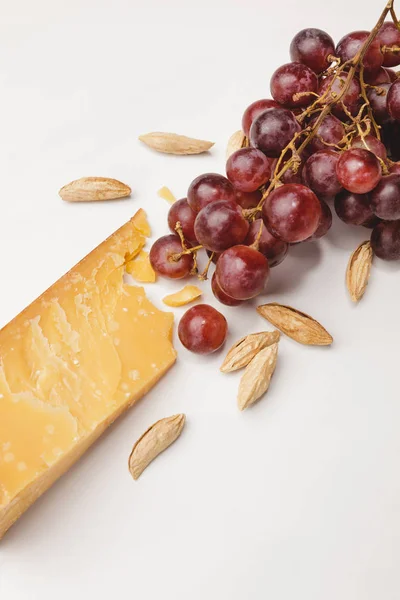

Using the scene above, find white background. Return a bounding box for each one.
[1,0,400,598]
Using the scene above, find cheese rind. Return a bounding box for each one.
[0,210,176,538]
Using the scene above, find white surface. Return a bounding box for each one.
[1,0,400,598]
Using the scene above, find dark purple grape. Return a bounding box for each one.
[215,245,270,300]
[369,174,400,220]
[336,30,383,73]
[149,235,193,279]
[334,190,373,225]
[364,66,391,85]
[194,200,249,252]
[262,183,322,243]
[270,62,318,108]
[242,99,280,137]
[235,189,262,209]
[336,148,382,194]
[389,161,400,174]
[367,83,391,124]
[387,80,400,120]
[211,273,243,306]
[178,304,228,354]
[382,119,400,160]
[362,215,382,228]
[386,68,398,82]
[302,150,342,196]
[308,114,345,153]
[370,220,400,259]
[350,134,387,160]
[319,73,361,119]
[187,173,236,213]
[290,28,335,74]
[377,22,400,67]
[168,198,198,244]
[226,148,272,192]
[309,199,332,239]
[250,108,301,158]
[244,219,289,266]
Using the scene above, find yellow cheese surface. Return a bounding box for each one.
[0,209,176,538]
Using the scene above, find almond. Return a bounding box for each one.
[226,130,246,159]
[220,330,280,373]
[346,240,373,302]
[237,343,278,411]
[257,303,333,346]
[139,132,214,155]
[59,177,131,202]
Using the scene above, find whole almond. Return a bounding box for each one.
[238,343,278,411]
[220,330,280,373]
[346,240,373,302]
[139,132,214,155]
[257,303,333,346]
[59,177,131,202]
[226,130,246,159]
[128,414,185,480]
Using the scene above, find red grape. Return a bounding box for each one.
[178,304,228,354]
[364,67,391,85]
[194,200,249,252]
[262,183,322,242]
[319,73,361,119]
[302,150,342,196]
[211,273,243,306]
[149,235,193,279]
[367,83,391,124]
[244,219,289,266]
[250,107,301,158]
[350,134,387,160]
[389,161,400,174]
[309,199,332,240]
[334,190,373,225]
[290,28,335,74]
[270,62,318,108]
[362,215,382,229]
[369,174,400,220]
[168,198,198,244]
[226,148,272,192]
[215,245,269,300]
[370,220,400,260]
[308,114,345,153]
[235,189,262,209]
[377,22,400,67]
[386,68,398,82]
[242,99,280,137]
[336,148,382,194]
[187,173,236,213]
[382,119,400,160]
[336,31,383,73]
[387,80,400,120]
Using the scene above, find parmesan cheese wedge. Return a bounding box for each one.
[0,209,176,539]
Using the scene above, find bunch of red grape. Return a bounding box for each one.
[150,11,400,354]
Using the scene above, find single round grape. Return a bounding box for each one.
[149,235,193,279]
[362,214,382,229]
[334,190,373,225]
[262,183,322,242]
[385,68,397,82]
[367,83,391,124]
[364,66,391,85]
[377,22,400,67]
[215,245,269,300]
[336,30,383,73]
[194,200,249,252]
[387,80,400,120]
[308,114,346,153]
[250,108,301,158]
[302,150,342,196]
[389,161,400,174]
[319,73,361,119]
[241,99,280,137]
[336,148,382,194]
[226,147,272,192]
[369,174,400,220]
[370,220,400,260]
[270,62,318,108]
[350,134,388,160]
[309,199,333,240]
[290,28,335,74]
[187,173,236,213]
[211,273,243,306]
[167,198,198,244]
[244,219,289,267]
[235,189,262,209]
[178,304,228,354]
